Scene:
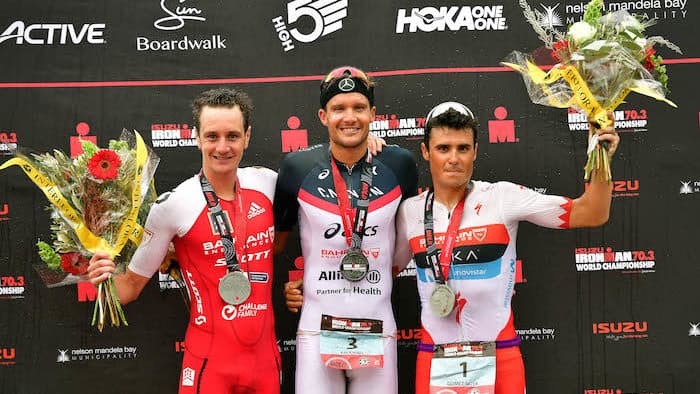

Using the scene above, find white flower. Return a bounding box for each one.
[568,21,597,45]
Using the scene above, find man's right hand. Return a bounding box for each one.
[284,279,304,313]
[87,251,116,286]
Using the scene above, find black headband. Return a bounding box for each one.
[319,76,374,109]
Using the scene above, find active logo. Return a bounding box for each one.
[370,114,425,140]
[396,5,508,33]
[575,247,656,273]
[70,122,98,157]
[281,116,308,152]
[592,321,648,340]
[151,123,197,149]
[56,346,137,362]
[488,106,518,143]
[0,131,18,156]
[272,0,348,52]
[137,0,227,51]
[0,21,106,45]
[0,275,25,299]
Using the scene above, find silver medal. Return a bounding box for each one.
[430,284,456,318]
[218,271,251,305]
[339,250,369,282]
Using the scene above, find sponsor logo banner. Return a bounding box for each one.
[515,327,556,341]
[0,131,18,156]
[150,123,197,149]
[575,247,656,273]
[0,275,25,299]
[370,114,425,140]
[272,0,349,52]
[396,5,508,33]
[567,108,650,133]
[592,321,648,340]
[0,21,106,45]
[56,346,137,362]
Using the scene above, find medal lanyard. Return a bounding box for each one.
[330,151,373,251]
[423,182,472,284]
[199,172,247,273]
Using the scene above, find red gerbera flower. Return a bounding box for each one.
[87,149,121,180]
[644,48,656,72]
[60,252,89,275]
[551,39,569,62]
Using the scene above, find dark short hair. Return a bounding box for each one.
[424,108,479,147]
[191,88,254,132]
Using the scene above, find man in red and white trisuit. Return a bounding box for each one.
[394,102,619,394]
[88,89,281,394]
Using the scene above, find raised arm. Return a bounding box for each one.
[569,117,619,228]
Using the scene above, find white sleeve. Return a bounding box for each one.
[393,200,414,274]
[497,181,572,229]
[127,192,178,278]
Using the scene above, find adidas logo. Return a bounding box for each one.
[247,202,266,219]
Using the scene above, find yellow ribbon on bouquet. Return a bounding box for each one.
[502,60,677,128]
[0,131,149,259]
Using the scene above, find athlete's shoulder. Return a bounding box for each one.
[280,143,328,166]
[239,166,277,201]
[376,144,417,165]
[399,189,428,216]
[153,175,203,210]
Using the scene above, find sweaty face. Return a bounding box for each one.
[318,92,375,151]
[421,126,477,191]
[196,105,250,180]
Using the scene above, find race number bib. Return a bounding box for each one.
[429,341,496,394]
[319,314,384,370]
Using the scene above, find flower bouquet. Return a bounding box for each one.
[503,0,681,181]
[0,130,159,331]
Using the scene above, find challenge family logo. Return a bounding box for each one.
[488,106,518,143]
[272,0,348,52]
[137,0,227,51]
[370,114,425,140]
[281,116,308,152]
[56,346,137,362]
[567,107,649,132]
[396,5,508,33]
[543,1,688,24]
[0,21,106,45]
[151,123,197,149]
[0,131,18,156]
[575,247,656,273]
[0,275,25,299]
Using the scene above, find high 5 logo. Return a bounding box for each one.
[272,0,348,51]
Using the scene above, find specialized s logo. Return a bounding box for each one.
[272,0,349,52]
[0,21,106,45]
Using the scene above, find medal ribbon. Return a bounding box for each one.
[199,172,247,273]
[329,150,373,251]
[423,182,472,283]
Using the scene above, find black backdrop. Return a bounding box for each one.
[1,1,699,393]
